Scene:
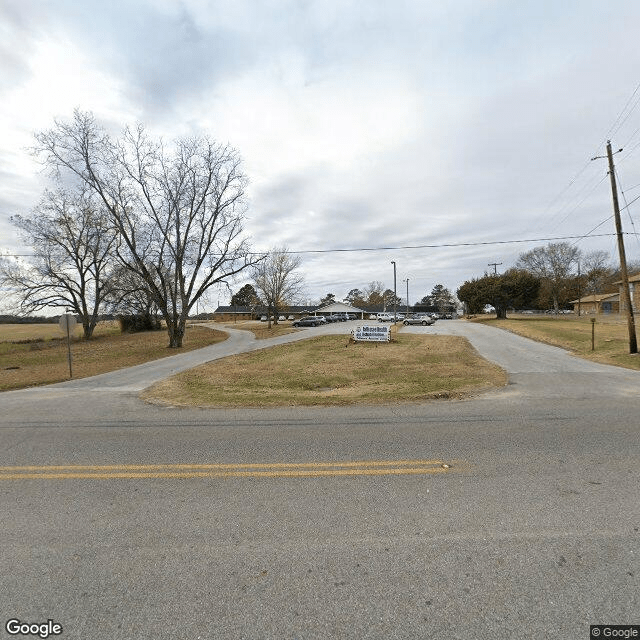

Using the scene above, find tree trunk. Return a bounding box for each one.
[495,306,508,319]
[166,318,186,348]
[82,321,95,339]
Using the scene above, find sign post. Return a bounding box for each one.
[58,314,77,378]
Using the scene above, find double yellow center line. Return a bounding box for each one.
[0,459,455,480]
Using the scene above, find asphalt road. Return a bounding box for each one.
[1,320,638,640]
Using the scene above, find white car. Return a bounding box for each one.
[376,313,395,322]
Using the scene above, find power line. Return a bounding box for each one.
[3,233,619,261]
[606,80,640,140]
[538,81,640,234]
[267,234,616,255]
[616,168,640,253]
[547,173,609,233]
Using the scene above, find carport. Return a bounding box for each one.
[314,302,368,319]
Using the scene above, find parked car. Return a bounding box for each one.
[376,313,395,322]
[327,313,348,322]
[292,316,321,327]
[287,315,295,320]
[314,315,327,324]
[403,314,435,326]
[259,316,268,322]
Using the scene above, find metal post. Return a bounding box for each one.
[391,261,397,323]
[577,260,581,317]
[404,278,409,316]
[591,317,596,351]
[65,314,73,379]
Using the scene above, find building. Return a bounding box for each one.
[569,293,620,315]
[614,273,640,313]
[213,301,387,321]
[212,305,317,321]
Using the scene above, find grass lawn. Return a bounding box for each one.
[0,323,228,391]
[471,314,640,370]
[142,333,507,407]
[223,320,300,340]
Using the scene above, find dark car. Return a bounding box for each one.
[292,317,320,327]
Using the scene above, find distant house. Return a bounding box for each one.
[569,293,620,315]
[613,272,640,313]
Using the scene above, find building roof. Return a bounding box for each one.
[314,302,365,314]
[570,293,620,304]
[613,272,640,285]
[213,305,319,314]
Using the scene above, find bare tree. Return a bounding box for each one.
[582,250,613,294]
[34,110,260,347]
[516,242,580,311]
[103,263,161,328]
[252,247,304,328]
[1,187,117,338]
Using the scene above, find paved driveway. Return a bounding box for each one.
[400,320,640,399]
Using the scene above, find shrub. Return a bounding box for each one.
[117,313,162,333]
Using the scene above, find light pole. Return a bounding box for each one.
[403,278,409,316]
[391,261,397,323]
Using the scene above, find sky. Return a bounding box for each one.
[3,0,640,311]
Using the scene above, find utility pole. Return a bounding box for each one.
[593,141,637,353]
[488,262,502,275]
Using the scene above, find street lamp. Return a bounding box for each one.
[391,261,397,323]
[403,278,409,316]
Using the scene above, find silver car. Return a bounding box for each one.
[403,314,435,326]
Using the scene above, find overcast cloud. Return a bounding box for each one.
[2,0,640,309]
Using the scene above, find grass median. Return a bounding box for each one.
[470,314,640,369]
[142,333,507,407]
[223,320,300,340]
[0,323,228,391]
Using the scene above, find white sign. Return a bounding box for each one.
[353,325,390,342]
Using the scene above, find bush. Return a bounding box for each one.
[117,313,162,333]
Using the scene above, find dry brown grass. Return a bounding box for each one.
[222,320,300,340]
[0,324,228,391]
[470,314,640,369]
[0,323,91,341]
[143,333,507,408]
